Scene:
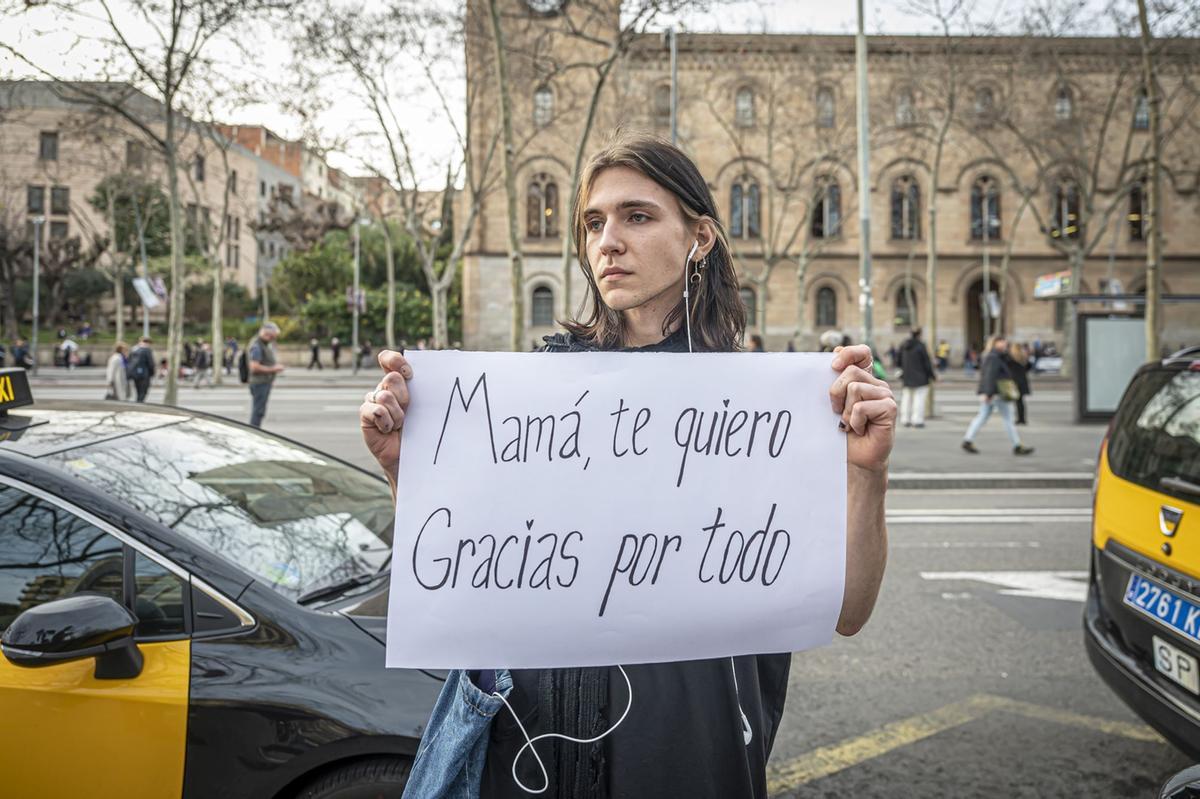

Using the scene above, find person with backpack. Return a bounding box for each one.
[128,337,155,402]
[247,322,284,428]
[359,134,894,799]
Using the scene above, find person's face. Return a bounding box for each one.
[583,166,706,314]
[994,339,1008,353]
[262,330,277,343]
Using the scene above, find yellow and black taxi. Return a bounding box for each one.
[1086,345,1200,759]
[0,368,440,798]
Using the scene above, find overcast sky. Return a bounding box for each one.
[2,0,1116,186]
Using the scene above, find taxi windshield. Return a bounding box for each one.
[43,418,393,601]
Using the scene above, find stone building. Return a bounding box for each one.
[0,82,286,311]
[462,0,1200,355]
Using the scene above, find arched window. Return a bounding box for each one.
[1050,177,1081,240]
[816,86,835,129]
[739,287,757,324]
[1134,89,1150,130]
[811,177,841,239]
[1055,86,1073,121]
[890,175,920,240]
[533,85,554,128]
[730,176,760,239]
[526,173,558,239]
[531,286,555,326]
[654,84,672,128]
[895,88,916,126]
[970,174,1001,241]
[974,86,996,120]
[1128,177,1146,241]
[816,286,837,328]
[735,87,755,128]
[895,285,917,328]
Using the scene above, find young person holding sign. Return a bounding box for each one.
[360,134,894,799]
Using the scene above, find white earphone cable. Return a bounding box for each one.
[494,664,634,795]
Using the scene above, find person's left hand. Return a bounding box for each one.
[830,345,897,473]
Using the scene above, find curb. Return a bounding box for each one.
[890,472,1093,490]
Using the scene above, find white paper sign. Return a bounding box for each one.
[385,351,847,669]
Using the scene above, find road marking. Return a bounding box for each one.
[889,516,1090,524]
[919,570,1089,602]
[892,541,1042,549]
[888,508,1089,516]
[766,694,1004,791]
[766,694,1161,792]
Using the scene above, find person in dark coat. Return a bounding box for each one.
[962,335,1033,455]
[898,328,936,428]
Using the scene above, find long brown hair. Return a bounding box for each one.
[562,133,745,352]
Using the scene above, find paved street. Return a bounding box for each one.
[27,368,1191,795]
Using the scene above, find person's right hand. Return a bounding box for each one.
[360,350,412,488]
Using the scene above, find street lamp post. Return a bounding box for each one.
[31,215,45,374]
[982,197,991,341]
[855,0,874,351]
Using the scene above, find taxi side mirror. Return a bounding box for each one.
[1160,765,1200,799]
[1,594,143,680]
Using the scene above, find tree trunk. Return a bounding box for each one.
[1,262,17,342]
[106,189,125,343]
[559,56,618,320]
[1138,0,1163,361]
[997,194,1030,337]
[431,283,449,350]
[1061,247,1083,379]
[794,252,809,345]
[164,105,185,406]
[383,222,396,350]
[211,258,223,386]
[486,0,524,352]
[757,270,769,334]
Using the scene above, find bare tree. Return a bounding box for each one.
[3,0,296,403]
[962,7,1200,374]
[703,53,860,344]
[295,1,499,350]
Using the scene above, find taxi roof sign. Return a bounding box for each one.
[0,368,34,415]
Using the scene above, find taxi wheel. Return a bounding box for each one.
[294,757,411,799]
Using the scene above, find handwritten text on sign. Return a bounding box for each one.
[385,351,846,669]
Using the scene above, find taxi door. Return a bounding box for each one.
[0,479,189,798]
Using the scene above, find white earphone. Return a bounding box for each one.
[683,240,700,352]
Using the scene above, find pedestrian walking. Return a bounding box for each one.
[224,336,238,375]
[936,340,950,371]
[748,334,766,352]
[962,335,1034,455]
[248,322,284,428]
[193,342,215,388]
[898,327,936,428]
[128,337,155,402]
[330,336,342,369]
[357,340,372,371]
[359,133,894,799]
[1008,342,1032,424]
[307,337,323,370]
[104,342,129,401]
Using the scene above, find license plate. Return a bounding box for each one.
[1152,635,1200,695]
[1124,573,1200,646]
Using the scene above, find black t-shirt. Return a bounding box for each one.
[480,328,793,799]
